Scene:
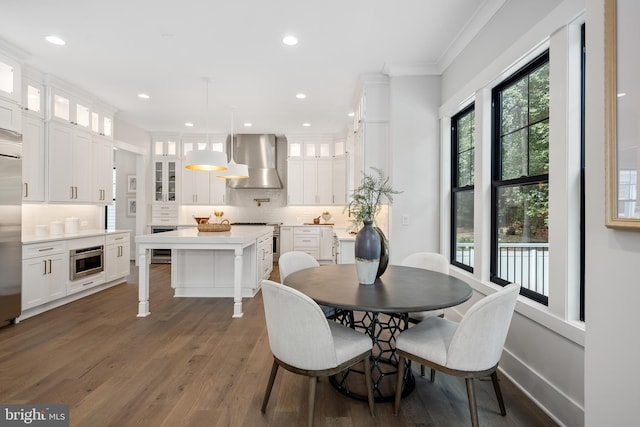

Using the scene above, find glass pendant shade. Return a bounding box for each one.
[185,149,228,171]
[217,160,249,179]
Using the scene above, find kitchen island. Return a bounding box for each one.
[135,225,273,319]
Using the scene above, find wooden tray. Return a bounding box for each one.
[197,221,231,232]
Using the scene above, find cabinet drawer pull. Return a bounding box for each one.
[24,183,28,198]
[38,247,55,252]
[48,259,52,274]
[81,281,94,287]
[43,260,47,275]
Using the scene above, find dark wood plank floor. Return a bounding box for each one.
[0,263,557,427]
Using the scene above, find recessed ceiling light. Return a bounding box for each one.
[138,93,150,99]
[302,123,311,127]
[244,122,253,127]
[348,112,355,117]
[296,93,307,99]
[282,35,298,46]
[45,35,66,46]
[185,122,194,127]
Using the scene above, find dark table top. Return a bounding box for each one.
[283,264,473,313]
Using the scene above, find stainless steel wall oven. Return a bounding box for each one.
[69,245,104,280]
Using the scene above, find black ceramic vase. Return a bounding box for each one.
[354,221,381,285]
[375,226,389,278]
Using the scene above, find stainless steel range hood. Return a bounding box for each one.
[227,134,283,189]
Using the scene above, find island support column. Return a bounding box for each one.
[233,246,244,318]
[137,246,151,317]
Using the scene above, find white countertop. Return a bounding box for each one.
[334,228,356,241]
[23,229,131,245]
[136,225,272,245]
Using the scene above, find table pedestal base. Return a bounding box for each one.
[332,310,414,402]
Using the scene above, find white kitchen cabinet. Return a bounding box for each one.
[210,176,227,205]
[105,233,130,282]
[293,227,320,259]
[332,154,347,205]
[21,75,44,119]
[280,226,335,263]
[181,167,210,205]
[257,231,273,281]
[280,226,294,255]
[21,113,45,202]
[48,85,92,130]
[286,158,304,205]
[0,53,21,104]
[93,136,114,203]
[48,122,92,202]
[154,158,179,204]
[90,102,114,139]
[22,241,67,310]
[338,239,355,264]
[320,227,335,261]
[153,138,178,157]
[352,76,389,187]
[0,97,21,133]
[303,158,333,205]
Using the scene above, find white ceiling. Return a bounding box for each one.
[0,0,505,136]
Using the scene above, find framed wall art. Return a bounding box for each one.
[605,0,640,229]
[127,174,137,193]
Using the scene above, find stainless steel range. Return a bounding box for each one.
[231,222,280,261]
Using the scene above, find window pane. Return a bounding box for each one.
[458,150,474,187]
[529,62,550,123]
[529,120,549,175]
[496,182,549,296]
[501,129,528,180]
[458,111,474,152]
[501,78,528,135]
[454,190,474,267]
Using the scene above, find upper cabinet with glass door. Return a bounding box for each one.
[0,52,22,133]
[21,75,44,119]
[0,52,21,104]
[47,81,92,130]
[91,101,115,140]
[152,133,180,157]
[288,139,333,159]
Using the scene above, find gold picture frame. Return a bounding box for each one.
[605,0,640,229]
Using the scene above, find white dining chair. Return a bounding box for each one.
[278,251,336,318]
[400,251,449,378]
[393,283,521,427]
[260,280,375,426]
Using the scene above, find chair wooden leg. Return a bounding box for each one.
[491,371,507,416]
[465,378,479,427]
[308,376,317,427]
[261,360,279,413]
[363,355,375,416]
[394,356,406,415]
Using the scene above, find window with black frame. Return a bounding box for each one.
[491,51,549,305]
[451,104,475,271]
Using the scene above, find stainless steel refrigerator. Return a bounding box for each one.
[0,128,22,326]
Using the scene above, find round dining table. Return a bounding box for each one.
[283,263,473,402]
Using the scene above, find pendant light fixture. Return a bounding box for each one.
[217,108,249,179]
[185,78,227,171]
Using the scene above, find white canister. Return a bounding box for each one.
[35,225,49,237]
[65,217,80,234]
[50,221,64,235]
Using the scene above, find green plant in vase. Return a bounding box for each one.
[345,167,401,283]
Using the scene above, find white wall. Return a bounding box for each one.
[584,0,640,425]
[114,149,136,258]
[388,75,441,263]
[438,1,587,425]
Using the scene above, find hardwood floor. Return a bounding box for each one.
[0,263,557,427]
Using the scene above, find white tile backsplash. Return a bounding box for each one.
[23,204,103,237]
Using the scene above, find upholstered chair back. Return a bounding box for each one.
[401,252,448,273]
[446,283,520,371]
[279,251,320,281]
[261,280,337,370]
